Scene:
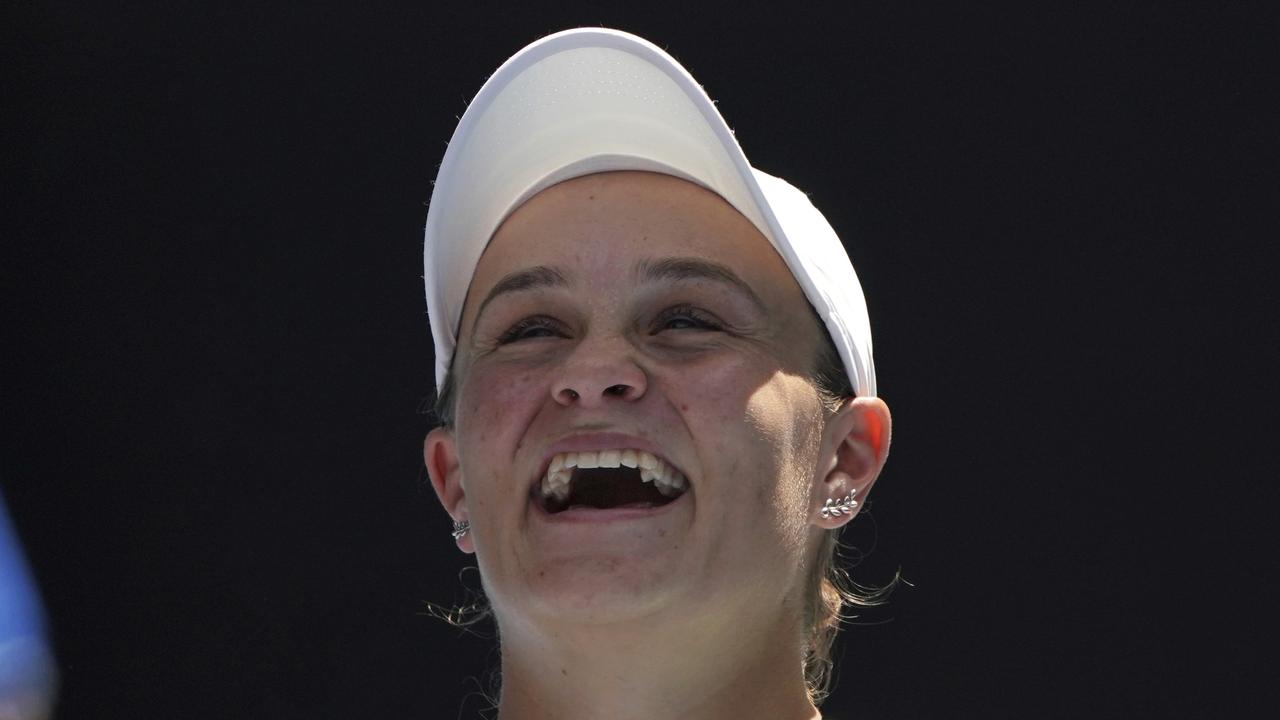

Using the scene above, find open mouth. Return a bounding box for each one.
[534,449,689,514]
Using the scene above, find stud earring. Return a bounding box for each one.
[819,490,859,519]
[451,520,471,540]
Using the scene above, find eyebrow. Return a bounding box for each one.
[470,256,767,333]
[472,265,569,331]
[635,257,767,313]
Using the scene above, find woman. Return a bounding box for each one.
[423,29,893,719]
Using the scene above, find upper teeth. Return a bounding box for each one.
[541,449,688,501]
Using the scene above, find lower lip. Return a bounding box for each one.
[530,492,688,523]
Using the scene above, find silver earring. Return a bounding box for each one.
[820,490,859,519]
[451,520,470,540]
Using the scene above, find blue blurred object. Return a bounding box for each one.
[0,487,56,719]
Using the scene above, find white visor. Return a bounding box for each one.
[424,28,877,397]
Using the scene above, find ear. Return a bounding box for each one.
[812,396,892,529]
[424,426,474,554]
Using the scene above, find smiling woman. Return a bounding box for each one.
[422,29,894,720]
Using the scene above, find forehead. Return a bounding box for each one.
[462,171,807,317]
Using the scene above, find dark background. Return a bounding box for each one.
[3,2,1275,718]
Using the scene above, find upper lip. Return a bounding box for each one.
[530,431,686,493]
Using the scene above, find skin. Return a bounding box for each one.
[425,171,891,720]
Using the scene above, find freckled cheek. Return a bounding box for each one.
[455,368,544,519]
[454,366,545,472]
[458,367,539,427]
[666,366,770,475]
[674,361,776,430]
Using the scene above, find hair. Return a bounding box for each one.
[428,308,897,706]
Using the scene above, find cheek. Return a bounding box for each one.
[741,373,825,500]
[455,363,543,451]
[669,358,820,485]
[666,360,762,464]
[743,376,809,444]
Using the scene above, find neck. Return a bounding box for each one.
[492,605,820,720]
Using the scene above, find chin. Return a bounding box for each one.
[500,556,685,626]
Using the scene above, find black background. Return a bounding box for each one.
[3,2,1275,718]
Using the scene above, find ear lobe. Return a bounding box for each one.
[814,396,892,528]
[424,427,474,554]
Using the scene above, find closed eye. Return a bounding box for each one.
[498,315,566,344]
[652,304,723,333]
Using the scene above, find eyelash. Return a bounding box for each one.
[652,304,722,333]
[496,305,722,345]
[497,315,563,344]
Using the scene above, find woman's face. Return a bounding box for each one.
[432,171,837,632]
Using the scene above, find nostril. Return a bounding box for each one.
[605,384,629,397]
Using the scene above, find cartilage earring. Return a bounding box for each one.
[451,520,471,540]
[820,490,859,519]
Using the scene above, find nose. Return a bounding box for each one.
[551,336,647,407]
